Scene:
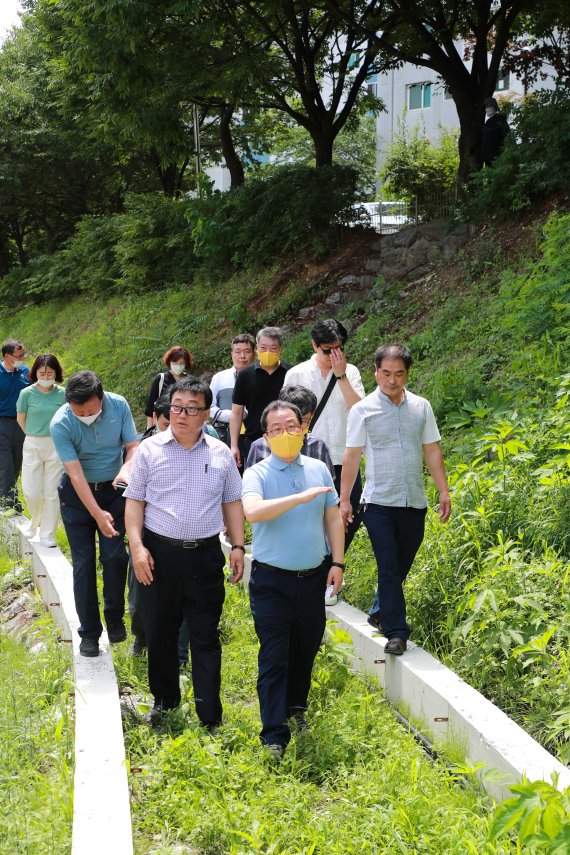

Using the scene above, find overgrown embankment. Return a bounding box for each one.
[0,208,568,770]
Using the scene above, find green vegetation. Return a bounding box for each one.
[115,585,516,854]
[380,120,459,202]
[0,548,73,854]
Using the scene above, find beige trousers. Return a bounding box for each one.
[21,435,62,538]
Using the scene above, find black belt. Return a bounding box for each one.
[88,480,115,491]
[144,528,220,549]
[253,559,326,578]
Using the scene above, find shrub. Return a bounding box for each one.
[380,119,459,203]
[188,164,360,268]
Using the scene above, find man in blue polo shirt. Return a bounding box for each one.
[50,370,138,657]
[242,401,344,758]
[0,338,29,511]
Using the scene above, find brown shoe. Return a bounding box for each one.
[384,637,407,655]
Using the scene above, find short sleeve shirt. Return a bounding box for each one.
[284,355,365,465]
[210,366,237,424]
[232,361,291,440]
[50,392,138,481]
[0,364,29,417]
[242,454,338,570]
[346,388,441,508]
[17,384,66,435]
[124,429,242,539]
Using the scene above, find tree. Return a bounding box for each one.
[328,0,555,180]
[216,0,387,167]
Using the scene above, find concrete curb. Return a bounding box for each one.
[220,537,570,801]
[3,516,133,855]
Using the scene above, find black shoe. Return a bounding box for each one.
[79,637,99,657]
[107,621,127,644]
[289,710,312,735]
[201,721,221,735]
[131,636,146,656]
[147,704,164,726]
[384,637,407,655]
[367,613,383,633]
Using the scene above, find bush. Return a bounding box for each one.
[380,119,459,203]
[188,164,360,268]
[466,89,570,216]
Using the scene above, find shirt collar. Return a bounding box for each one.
[268,452,304,470]
[157,426,207,448]
[376,387,407,407]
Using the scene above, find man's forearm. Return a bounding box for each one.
[340,448,362,500]
[64,461,103,517]
[423,443,449,496]
[222,500,245,545]
[125,499,145,547]
[325,509,345,563]
[243,493,305,522]
[229,405,244,448]
[337,378,362,409]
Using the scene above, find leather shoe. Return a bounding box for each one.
[384,637,407,655]
[107,621,127,644]
[79,637,99,657]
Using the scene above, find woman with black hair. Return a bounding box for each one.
[16,354,66,546]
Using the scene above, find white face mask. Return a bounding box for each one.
[37,378,55,388]
[74,410,102,425]
[170,363,185,375]
[13,360,24,369]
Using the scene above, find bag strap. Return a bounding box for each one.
[157,373,165,398]
[309,374,337,431]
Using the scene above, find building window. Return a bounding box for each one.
[408,82,431,110]
[367,82,377,98]
[496,68,510,91]
[443,86,453,100]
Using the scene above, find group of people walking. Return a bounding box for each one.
[0,321,450,758]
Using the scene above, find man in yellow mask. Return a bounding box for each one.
[230,327,291,469]
[242,401,345,759]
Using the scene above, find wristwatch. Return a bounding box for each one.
[335,373,347,381]
[231,545,246,552]
[331,561,345,570]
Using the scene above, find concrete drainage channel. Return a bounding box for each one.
[2,519,569,853]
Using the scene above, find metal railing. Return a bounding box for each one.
[348,190,459,234]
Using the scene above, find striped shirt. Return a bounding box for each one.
[346,388,441,508]
[245,433,335,479]
[124,428,242,539]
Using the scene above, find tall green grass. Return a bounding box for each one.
[0,552,73,854]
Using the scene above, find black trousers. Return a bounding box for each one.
[0,417,25,510]
[136,529,226,724]
[333,464,363,552]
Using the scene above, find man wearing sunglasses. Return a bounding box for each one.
[285,319,365,551]
[124,377,244,729]
[242,401,344,759]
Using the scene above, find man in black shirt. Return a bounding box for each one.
[230,327,291,468]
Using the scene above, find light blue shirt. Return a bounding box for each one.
[242,453,338,571]
[50,391,138,482]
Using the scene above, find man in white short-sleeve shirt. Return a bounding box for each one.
[340,343,451,656]
[284,319,365,551]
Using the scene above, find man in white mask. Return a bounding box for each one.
[50,370,138,657]
[0,338,29,510]
[242,401,344,759]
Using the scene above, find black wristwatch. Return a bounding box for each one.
[331,561,345,569]
[335,373,347,381]
[231,545,246,552]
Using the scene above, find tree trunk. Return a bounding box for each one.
[219,104,244,189]
[455,96,484,184]
[311,129,335,167]
[10,221,28,267]
[149,148,178,197]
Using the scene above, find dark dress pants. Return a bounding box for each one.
[365,504,427,641]
[58,476,128,640]
[136,530,225,723]
[0,417,25,510]
[249,561,327,748]
[333,465,362,553]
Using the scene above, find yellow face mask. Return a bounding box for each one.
[258,350,280,368]
[267,431,304,458]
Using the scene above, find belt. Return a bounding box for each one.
[0,415,17,419]
[253,559,325,578]
[88,480,115,491]
[144,528,220,549]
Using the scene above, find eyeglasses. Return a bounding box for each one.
[320,345,344,355]
[169,405,208,416]
[266,425,303,438]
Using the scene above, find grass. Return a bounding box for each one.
[113,585,515,855]
[0,550,73,854]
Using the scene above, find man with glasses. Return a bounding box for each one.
[285,319,365,551]
[125,377,245,728]
[0,338,29,511]
[209,333,256,446]
[242,401,344,758]
[230,327,291,469]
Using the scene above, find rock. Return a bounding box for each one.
[427,246,442,263]
[298,307,312,318]
[337,274,358,287]
[325,291,342,305]
[394,227,420,249]
[359,275,377,289]
[409,237,432,255]
[365,258,383,273]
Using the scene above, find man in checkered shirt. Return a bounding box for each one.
[125,377,245,728]
[340,344,451,657]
